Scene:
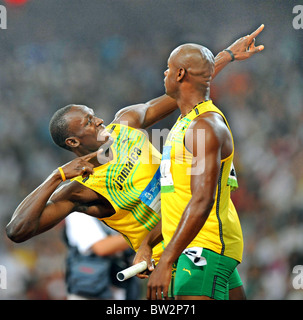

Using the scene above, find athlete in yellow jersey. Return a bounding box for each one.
[6,27,264,300]
[161,101,243,262]
[6,98,176,265]
[146,28,264,300]
[72,122,164,262]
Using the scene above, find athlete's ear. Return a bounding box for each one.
[65,136,80,149]
[177,68,186,82]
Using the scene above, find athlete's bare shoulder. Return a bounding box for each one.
[190,111,230,138]
[185,111,232,158]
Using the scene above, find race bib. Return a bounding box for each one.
[139,168,161,215]
[160,145,175,193]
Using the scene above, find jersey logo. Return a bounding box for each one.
[112,146,142,190]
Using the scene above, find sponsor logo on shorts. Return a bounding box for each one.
[183,268,191,276]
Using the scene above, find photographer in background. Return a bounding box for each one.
[64,212,141,300]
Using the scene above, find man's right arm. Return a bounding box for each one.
[6,151,99,243]
[112,53,233,129]
[113,25,264,130]
[6,170,74,242]
[112,94,177,129]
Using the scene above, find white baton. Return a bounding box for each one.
[116,261,148,281]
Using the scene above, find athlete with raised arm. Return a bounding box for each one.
[6,26,264,300]
[144,26,264,300]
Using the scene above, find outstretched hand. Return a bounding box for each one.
[226,24,265,61]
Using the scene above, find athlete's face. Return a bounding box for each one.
[164,53,179,98]
[66,105,110,152]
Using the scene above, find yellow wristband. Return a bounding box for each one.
[58,167,66,182]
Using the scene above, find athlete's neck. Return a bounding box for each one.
[177,92,209,118]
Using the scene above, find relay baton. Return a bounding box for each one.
[116,261,148,281]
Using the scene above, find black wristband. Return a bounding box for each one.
[224,49,235,62]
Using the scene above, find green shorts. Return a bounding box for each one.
[228,268,243,290]
[173,248,239,300]
[223,268,243,299]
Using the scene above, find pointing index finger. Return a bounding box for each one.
[248,24,264,41]
[82,149,102,161]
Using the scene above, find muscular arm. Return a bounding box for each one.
[6,151,101,243]
[113,49,231,129]
[113,94,177,129]
[157,117,223,264]
[113,24,264,130]
[6,171,76,242]
[146,115,230,299]
[112,52,231,130]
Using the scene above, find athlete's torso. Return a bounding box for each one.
[73,123,164,262]
[161,100,243,262]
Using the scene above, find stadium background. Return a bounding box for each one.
[0,0,302,300]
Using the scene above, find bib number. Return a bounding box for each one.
[160,146,175,193]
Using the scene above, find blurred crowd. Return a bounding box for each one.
[0,1,303,300]
[213,41,303,299]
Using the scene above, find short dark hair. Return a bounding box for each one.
[49,105,74,151]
